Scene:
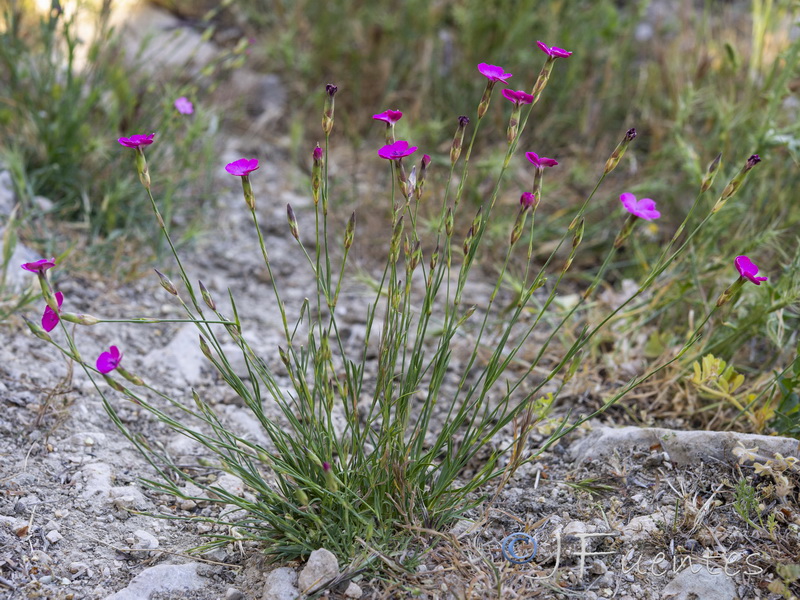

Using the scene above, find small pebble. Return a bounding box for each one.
[225,588,244,600]
[69,561,88,574]
[345,582,362,598]
[39,575,53,584]
[45,530,63,544]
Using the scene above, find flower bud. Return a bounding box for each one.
[445,207,454,236]
[60,312,99,326]
[471,206,483,233]
[572,218,585,249]
[103,375,126,393]
[344,211,355,250]
[154,268,178,296]
[463,226,474,256]
[287,204,299,240]
[311,144,323,205]
[409,241,422,271]
[430,244,440,271]
[278,346,290,368]
[510,208,527,245]
[117,366,144,386]
[322,461,339,493]
[199,335,213,360]
[451,116,469,165]
[604,128,636,175]
[22,315,52,342]
[415,154,431,200]
[712,153,761,213]
[700,153,722,193]
[199,280,216,310]
[322,84,338,135]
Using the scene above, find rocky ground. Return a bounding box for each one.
[2,131,799,599]
[1,3,799,599]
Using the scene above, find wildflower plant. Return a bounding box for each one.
[22,43,776,567]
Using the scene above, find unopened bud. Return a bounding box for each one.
[390,217,404,262]
[344,211,355,250]
[457,304,476,326]
[22,315,52,342]
[445,207,454,236]
[430,245,439,270]
[471,206,483,233]
[154,268,178,296]
[713,153,761,213]
[278,346,290,367]
[287,204,299,240]
[311,144,323,205]
[416,154,431,200]
[319,333,331,362]
[322,461,339,493]
[199,335,213,360]
[604,127,637,175]
[700,153,722,193]
[322,84,338,135]
[199,280,216,310]
[451,116,469,165]
[510,208,527,245]
[103,375,125,393]
[117,366,144,386]
[409,241,422,271]
[572,218,585,248]
[463,226,474,256]
[60,312,99,326]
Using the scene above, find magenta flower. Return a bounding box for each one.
[373,110,403,124]
[117,133,155,148]
[501,89,534,105]
[225,158,260,176]
[42,292,64,332]
[536,41,573,58]
[478,63,512,83]
[378,140,418,160]
[735,256,768,285]
[620,193,660,221]
[520,192,538,209]
[525,152,558,168]
[174,97,194,115]
[21,257,56,273]
[313,145,323,161]
[97,346,123,374]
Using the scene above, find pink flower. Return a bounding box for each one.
[525,152,558,168]
[620,192,660,220]
[118,133,155,148]
[478,63,512,83]
[97,345,123,374]
[378,140,418,160]
[536,41,573,58]
[42,292,64,332]
[373,110,403,124]
[520,192,538,209]
[174,96,194,115]
[501,89,534,105]
[225,158,259,176]
[313,145,323,161]
[735,256,768,285]
[21,257,56,273]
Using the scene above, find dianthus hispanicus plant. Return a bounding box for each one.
[22,44,767,563]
